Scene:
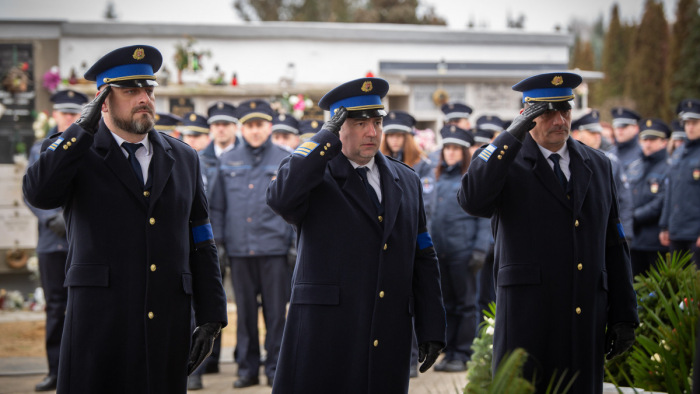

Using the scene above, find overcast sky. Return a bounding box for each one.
[0,0,677,32]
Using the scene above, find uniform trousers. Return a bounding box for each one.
[230,255,287,380]
[38,251,68,376]
[440,256,478,362]
[670,240,700,268]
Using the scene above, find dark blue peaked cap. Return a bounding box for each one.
[154,112,182,131]
[475,115,504,132]
[319,77,389,119]
[207,101,238,124]
[272,113,300,135]
[611,107,641,128]
[50,89,89,113]
[383,110,416,134]
[84,45,162,89]
[441,102,472,120]
[671,119,686,140]
[677,99,700,121]
[512,72,582,103]
[639,118,671,139]
[572,110,602,132]
[236,99,273,124]
[180,112,209,135]
[440,125,473,148]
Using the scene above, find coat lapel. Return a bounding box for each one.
[567,139,592,217]
[328,155,378,224]
[147,131,174,208]
[93,121,148,206]
[521,135,571,209]
[375,154,403,242]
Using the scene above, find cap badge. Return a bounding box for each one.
[189,113,197,121]
[617,108,623,115]
[361,81,373,93]
[279,114,286,121]
[551,76,563,86]
[311,121,318,128]
[450,126,456,133]
[689,101,693,108]
[155,114,160,121]
[132,48,146,61]
[67,91,75,97]
[217,102,224,109]
[250,102,257,109]
[646,120,652,127]
[389,112,396,119]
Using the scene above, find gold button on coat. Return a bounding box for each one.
[143,191,150,197]
[383,244,388,250]
[148,312,154,319]
[575,307,581,315]
[497,155,502,160]
[150,264,156,272]
[379,291,385,298]
[63,145,68,150]
[378,216,383,222]
[320,151,325,156]
[149,218,155,225]
[504,145,509,150]
[574,220,579,227]
[577,263,582,271]
[71,137,77,142]
[500,150,505,155]
[373,339,379,347]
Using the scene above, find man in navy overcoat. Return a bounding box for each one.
[458,72,638,393]
[267,78,446,393]
[23,45,227,394]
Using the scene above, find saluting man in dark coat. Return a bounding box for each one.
[267,77,446,393]
[23,45,228,394]
[458,72,638,393]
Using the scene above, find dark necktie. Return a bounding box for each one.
[356,167,382,214]
[122,142,145,186]
[548,153,568,190]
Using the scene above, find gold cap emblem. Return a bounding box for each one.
[361,81,373,93]
[450,126,456,133]
[279,114,286,121]
[155,114,160,121]
[250,102,257,109]
[132,48,145,61]
[617,108,623,115]
[217,102,224,109]
[311,121,318,128]
[551,76,564,86]
[67,91,74,97]
[592,111,598,119]
[189,113,197,122]
[389,112,396,119]
[646,119,652,127]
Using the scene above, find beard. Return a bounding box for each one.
[111,105,155,135]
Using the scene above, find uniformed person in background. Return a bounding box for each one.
[428,102,474,165]
[271,112,301,152]
[458,72,638,393]
[267,77,446,393]
[660,98,700,267]
[180,112,211,152]
[609,107,643,170]
[298,119,323,143]
[430,125,490,373]
[209,99,292,388]
[571,110,634,244]
[154,112,182,139]
[188,101,238,390]
[23,44,228,394]
[669,118,686,158]
[25,88,88,392]
[474,115,504,144]
[626,118,671,277]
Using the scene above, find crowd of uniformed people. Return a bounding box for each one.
[22,42,700,393]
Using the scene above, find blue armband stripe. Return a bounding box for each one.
[616,223,625,239]
[417,232,433,250]
[192,223,213,244]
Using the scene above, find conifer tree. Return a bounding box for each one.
[601,4,627,103]
[668,0,700,111]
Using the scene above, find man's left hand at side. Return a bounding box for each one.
[418,341,444,372]
[605,322,636,360]
[187,322,222,375]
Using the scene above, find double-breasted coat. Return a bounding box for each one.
[458,132,638,393]
[23,120,228,394]
[266,129,446,394]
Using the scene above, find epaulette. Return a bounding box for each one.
[385,155,416,172]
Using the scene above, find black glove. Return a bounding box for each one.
[321,106,348,138]
[76,85,111,135]
[187,322,222,375]
[604,322,636,360]
[418,341,443,373]
[46,213,66,238]
[468,250,486,273]
[505,101,549,142]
